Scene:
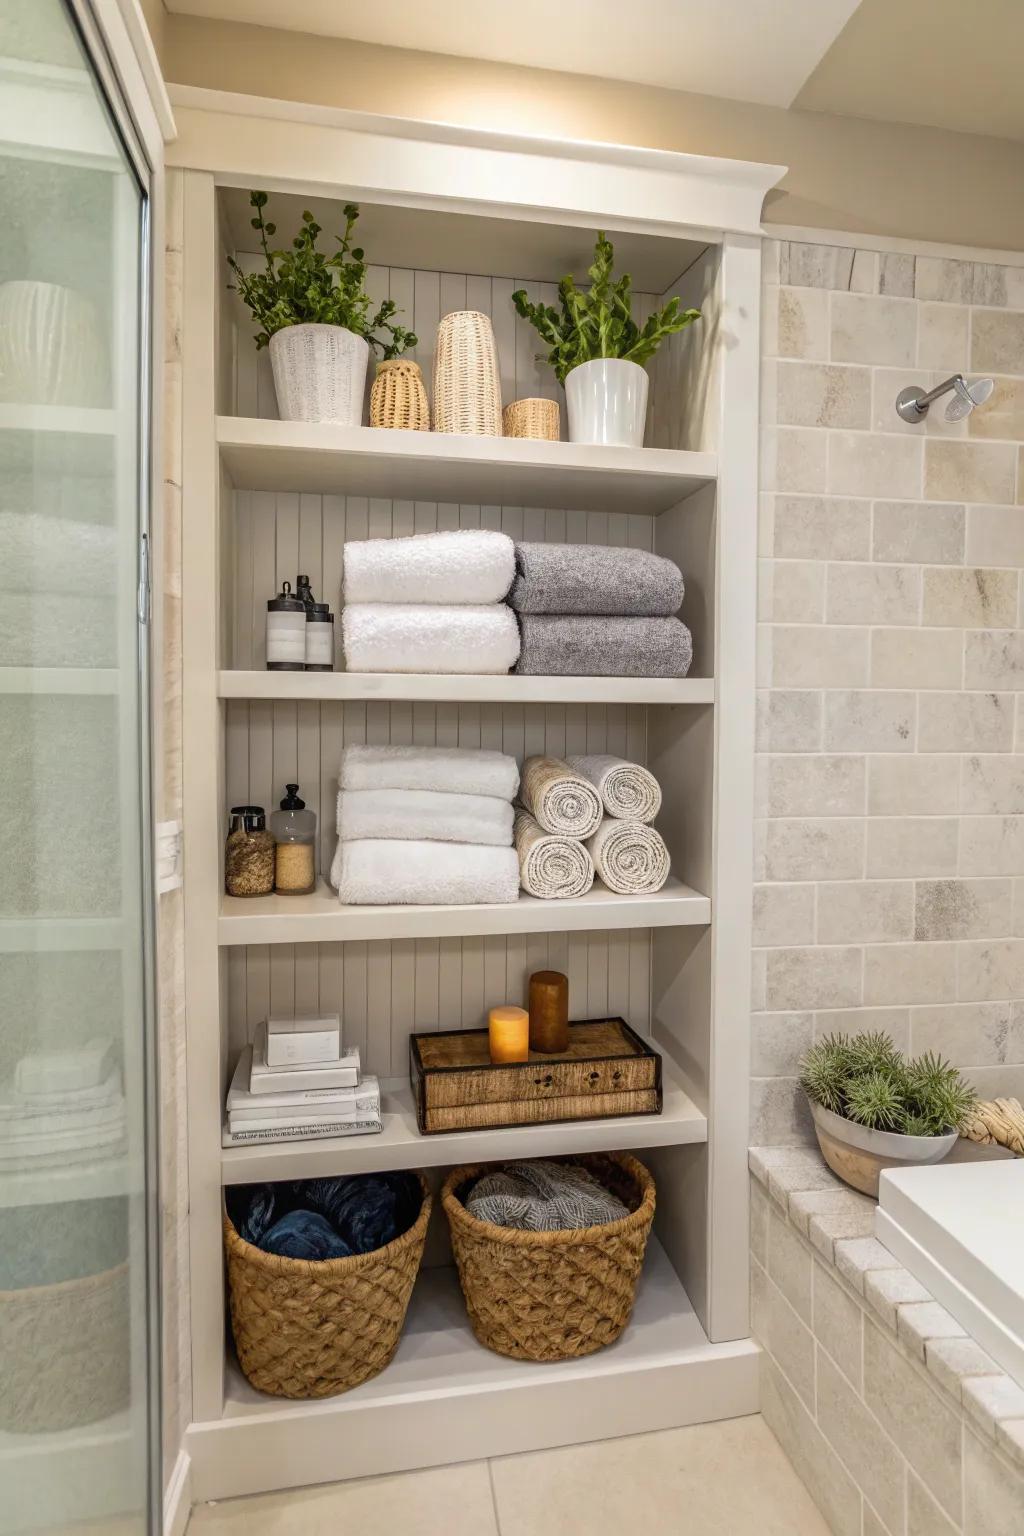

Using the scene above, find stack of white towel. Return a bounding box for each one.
[341,529,521,674]
[515,754,670,899]
[0,1037,126,1170]
[331,744,521,905]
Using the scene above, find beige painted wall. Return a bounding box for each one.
[160,15,1024,253]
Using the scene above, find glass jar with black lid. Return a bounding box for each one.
[225,806,275,897]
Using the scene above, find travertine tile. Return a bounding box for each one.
[816,881,914,944]
[815,1349,904,1535]
[760,1355,862,1536]
[750,1176,769,1265]
[769,1163,840,1206]
[829,431,922,500]
[815,1007,911,1053]
[897,1301,968,1360]
[768,1206,813,1322]
[922,567,1018,628]
[749,1146,827,1186]
[965,503,1024,567]
[879,253,915,298]
[917,302,969,370]
[780,242,856,291]
[751,1012,814,1075]
[872,499,965,565]
[866,817,959,877]
[765,561,826,623]
[771,625,869,687]
[965,631,1024,690]
[966,1062,1024,1100]
[961,754,1024,814]
[915,878,1012,941]
[774,286,830,359]
[962,1373,1024,1439]
[832,1236,901,1293]
[907,1470,959,1536]
[808,1208,875,1261]
[754,884,816,947]
[958,938,1024,1001]
[827,563,921,626]
[910,1002,1011,1065]
[831,292,917,365]
[773,496,871,561]
[824,691,915,752]
[861,1505,888,1536]
[964,1425,1024,1535]
[863,941,958,1004]
[757,690,823,751]
[766,755,866,817]
[764,819,864,882]
[776,361,871,429]
[925,440,1016,505]
[969,375,1024,440]
[960,815,1024,875]
[752,949,767,1009]
[971,262,1014,306]
[863,1266,931,1332]
[918,692,1014,752]
[788,1188,874,1241]
[765,946,863,1011]
[868,755,960,815]
[863,1319,963,1520]
[971,307,1024,374]
[752,1262,818,1409]
[764,426,829,493]
[750,1076,815,1144]
[813,1260,863,1390]
[925,1334,1003,1401]
[871,627,963,690]
[915,256,972,304]
[996,1417,1024,1470]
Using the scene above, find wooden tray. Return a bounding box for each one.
[409,1017,663,1135]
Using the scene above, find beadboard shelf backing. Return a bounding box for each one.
[218,670,715,706]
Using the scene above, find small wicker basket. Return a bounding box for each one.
[433,310,503,436]
[442,1152,655,1361]
[224,1172,431,1398]
[370,358,430,431]
[503,397,560,441]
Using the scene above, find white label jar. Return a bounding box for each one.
[267,581,307,670]
[305,603,335,671]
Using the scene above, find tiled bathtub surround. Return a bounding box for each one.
[751,1148,1024,1536]
[755,239,1024,1143]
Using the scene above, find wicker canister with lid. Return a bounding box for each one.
[503,397,560,441]
[433,310,503,436]
[370,358,429,431]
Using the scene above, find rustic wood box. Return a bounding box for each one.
[409,1017,663,1135]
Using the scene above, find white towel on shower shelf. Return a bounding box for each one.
[513,808,595,900]
[330,838,520,906]
[342,602,520,674]
[343,529,515,606]
[336,788,514,847]
[339,744,520,802]
[567,754,663,824]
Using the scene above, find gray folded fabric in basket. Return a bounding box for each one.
[515,615,692,677]
[466,1159,629,1232]
[509,542,683,617]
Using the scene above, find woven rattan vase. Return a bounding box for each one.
[433,310,502,435]
[442,1152,655,1362]
[370,359,430,431]
[224,1173,432,1398]
[503,397,560,441]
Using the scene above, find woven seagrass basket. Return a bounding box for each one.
[503,397,560,441]
[224,1171,431,1398]
[442,1152,655,1361]
[370,358,430,431]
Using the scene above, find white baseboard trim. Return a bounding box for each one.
[164,1447,193,1536]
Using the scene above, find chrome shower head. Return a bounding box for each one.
[896,374,995,425]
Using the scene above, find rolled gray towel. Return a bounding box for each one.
[515,615,692,677]
[509,542,683,617]
[466,1160,630,1232]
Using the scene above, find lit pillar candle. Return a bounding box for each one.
[488,1005,530,1064]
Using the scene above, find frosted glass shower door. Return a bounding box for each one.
[0,3,158,1534]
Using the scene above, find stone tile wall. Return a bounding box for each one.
[754,239,1024,1143]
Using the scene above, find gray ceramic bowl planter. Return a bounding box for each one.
[809,1100,959,1199]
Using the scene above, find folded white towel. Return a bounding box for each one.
[567,754,662,824]
[337,788,514,846]
[514,808,594,899]
[343,603,520,674]
[343,529,515,606]
[519,755,603,839]
[331,839,520,906]
[339,744,520,801]
[586,817,671,895]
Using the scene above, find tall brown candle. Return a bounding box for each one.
[528,969,569,1053]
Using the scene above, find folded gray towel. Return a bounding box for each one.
[466,1160,629,1232]
[509,542,683,617]
[515,615,692,677]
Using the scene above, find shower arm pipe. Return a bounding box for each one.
[908,374,965,412]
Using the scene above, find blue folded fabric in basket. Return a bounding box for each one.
[231,1171,421,1260]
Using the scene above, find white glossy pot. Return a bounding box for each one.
[269,324,369,425]
[810,1099,959,1198]
[564,357,649,446]
[0,280,103,407]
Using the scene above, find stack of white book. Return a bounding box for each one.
[223,1014,382,1147]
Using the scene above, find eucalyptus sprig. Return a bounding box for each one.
[227,192,417,357]
[512,232,700,386]
[799,1031,976,1138]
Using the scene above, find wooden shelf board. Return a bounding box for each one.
[218,670,714,706]
[217,416,716,515]
[218,877,710,946]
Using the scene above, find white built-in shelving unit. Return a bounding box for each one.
[172,87,781,1500]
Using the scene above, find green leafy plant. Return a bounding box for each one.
[227,193,417,357]
[511,232,700,386]
[799,1031,976,1137]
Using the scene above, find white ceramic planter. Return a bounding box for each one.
[564,357,649,447]
[269,324,369,425]
[0,280,103,407]
[810,1099,959,1198]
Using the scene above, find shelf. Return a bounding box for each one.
[219,670,715,706]
[187,1238,758,1500]
[218,876,711,946]
[220,1048,706,1181]
[217,416,716,515]
[0,667,120,696]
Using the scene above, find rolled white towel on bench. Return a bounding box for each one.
[514,809,594,899]
[519,755,603,839]
[586,817,671,895]
[567,754,662,824]
[342,602,520,674]
[343,529,515,606]
[337,788,514,846]
[339,744,520,801]
[330,839,520,906]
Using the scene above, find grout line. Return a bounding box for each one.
[486,1459,506,1536]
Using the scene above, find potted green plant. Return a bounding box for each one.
[512,233,700,447]
[228,193,417,427]
[799,1031,977,1197]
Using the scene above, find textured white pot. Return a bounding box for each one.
[564,357,649,446]
[269,324,369,425]
[0,280,102,407]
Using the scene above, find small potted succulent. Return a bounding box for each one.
[228,193,416,427]
[512,233,700,447]
[799,1031,977,1197]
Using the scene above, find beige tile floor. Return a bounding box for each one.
[188,1414,831,1536]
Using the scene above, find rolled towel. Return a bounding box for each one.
[337,788,514,847]
[340,744,519,802]
[586,817,671,895]
[343,603,520,674]
[520,755,603,839]
[515,615,692,678]
[330,838,520,905]
[343,529,515,606]
[567,754,662,824]
[509,541,683,617]
[514,808,595,899]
